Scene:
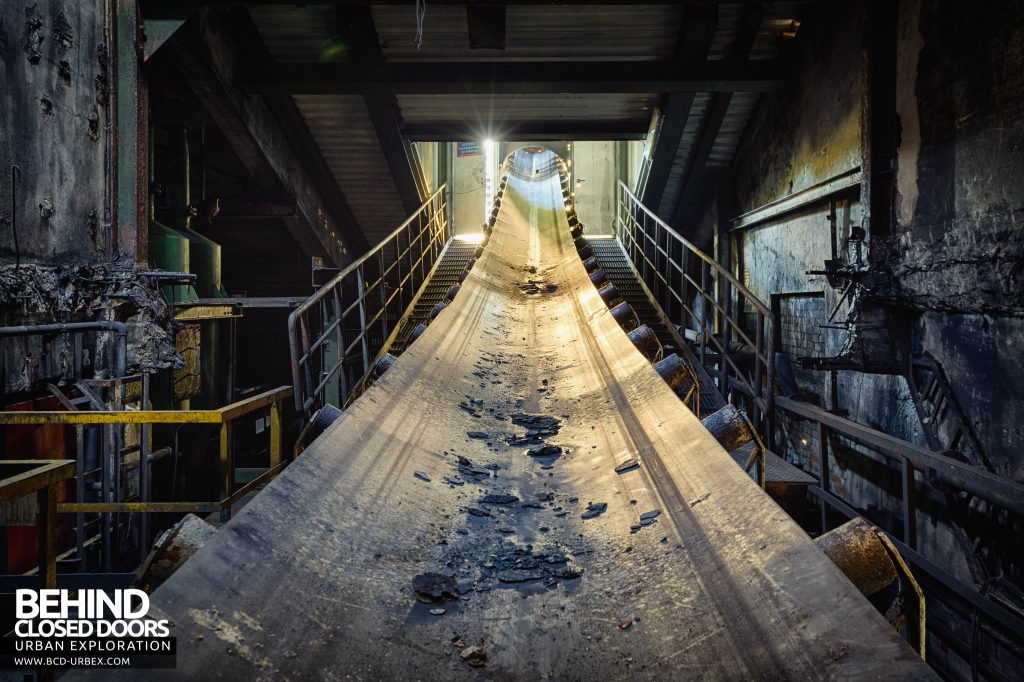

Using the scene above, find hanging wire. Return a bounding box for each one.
[415,0,427,50]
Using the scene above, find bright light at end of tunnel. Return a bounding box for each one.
[455,233,486,244]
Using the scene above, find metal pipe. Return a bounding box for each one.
[627,324,662,362]
[814,517,898,597]
[609,302,640,332]
[700,405,754,453]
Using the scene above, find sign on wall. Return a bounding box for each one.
[457,141,482,157]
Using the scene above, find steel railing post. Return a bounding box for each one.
[37,486,57,590]
[332,286,344,407]
[378,250,389,344]
[699,261,708,368]
[74,424,85,570]
[356,266,370,376]
[818,421,830,533]
[219,420,233,522]
[270,399,282,468]
[753,312,765,430]
[721,278,732,396]
[139,372,150,560]
[902,456,917,549]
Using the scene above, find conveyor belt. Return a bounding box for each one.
[585,236,816,489]
[86,149,930,680]
[584,236,725,416]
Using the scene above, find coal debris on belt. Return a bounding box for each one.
[510,413,561,432]
[615,458,639,474]
[482,542,582,586]
[480,493,519,505]
[461,646,487,667]
[412,572,459,602]
[581,502,608,519]
[526,444,562,457]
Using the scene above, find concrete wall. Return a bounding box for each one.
[0,0,110,264]
[571,141,616,235]
[702,2,1023,673]
[414,141,437,194]
[895,0,1024,480]
[451,146,485,235]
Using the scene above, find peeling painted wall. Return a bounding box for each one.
[725,0,1023,480]
[705,2,1023,673]
[1,0,110,263]
[894,0,1024,480]
[695,6,1024,674]
[729,3,924,455]
[571,141,616,235]
[1,1,181,394]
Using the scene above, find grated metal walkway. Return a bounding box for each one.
[388,240,478,356]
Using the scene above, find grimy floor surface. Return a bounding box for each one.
[89,149,931,680]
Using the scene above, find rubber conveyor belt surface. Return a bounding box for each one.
[86,149,931,680]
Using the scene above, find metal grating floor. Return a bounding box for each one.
[387,239,478,356]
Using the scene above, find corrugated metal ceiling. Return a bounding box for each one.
[372,4,684,62]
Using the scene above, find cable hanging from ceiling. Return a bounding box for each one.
[415,0,427,50]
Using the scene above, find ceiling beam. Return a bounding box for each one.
[640,4,719,212]
[402,120,649,141]
[669,4,766,230]
[171,7,367,263]
[467,5,507,50]
[244,60,788,95]
[143,1,823,19]
[338,6,426,214]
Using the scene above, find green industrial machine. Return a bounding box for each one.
[148,128,198,304]
[150,128,232,410]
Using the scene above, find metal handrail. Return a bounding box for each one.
[615,180,775,436]
[778,392,1024,649]
[0,384,292,572]
[288,183,449,417]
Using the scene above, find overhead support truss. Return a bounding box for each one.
[170,7,368,262]
[337,6,427,214]
[640,4,719,213]
[244,60,789,96]
[669,4,766,229]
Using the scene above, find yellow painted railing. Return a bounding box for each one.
[0,386,291,519]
